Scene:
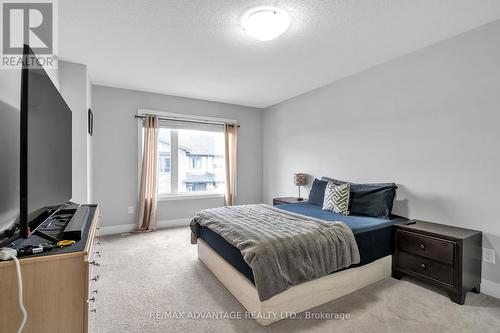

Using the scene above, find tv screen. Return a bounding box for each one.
[21,47,72,234]
[0,70,21,233]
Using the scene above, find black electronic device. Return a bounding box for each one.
[63,205,92,241]
[0,44,73,247]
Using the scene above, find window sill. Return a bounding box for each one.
[158,193,225,201]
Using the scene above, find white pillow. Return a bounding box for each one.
[322,181,350,215]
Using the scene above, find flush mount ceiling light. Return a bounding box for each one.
[241,7,290,41]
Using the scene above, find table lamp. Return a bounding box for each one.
[293,173,306,201]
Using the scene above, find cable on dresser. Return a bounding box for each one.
[0,248,28,333]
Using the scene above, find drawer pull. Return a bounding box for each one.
[90,261,101,267]
[92,290,98,294]
[420,263,426,269]
[87,297,96,303]
[90,308,97,313]
[91,275,100,282]
[419,244,425,250]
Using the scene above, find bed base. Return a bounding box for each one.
[197,239,391,326]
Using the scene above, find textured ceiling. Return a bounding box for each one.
[59,1,500,108]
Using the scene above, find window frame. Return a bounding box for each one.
[137,109,236,201]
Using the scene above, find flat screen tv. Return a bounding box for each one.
[0,45,72,243]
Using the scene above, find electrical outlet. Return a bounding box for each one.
[128,206,134,214]
[483,248,496,264]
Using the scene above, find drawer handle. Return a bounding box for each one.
[90,261,101,267]
[91,275,100,282]
[87,297,96,303]
[420,263,426,269]
[419,244,425,250]
[92,289,98,294]
[90,308,97,313]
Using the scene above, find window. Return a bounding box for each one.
[155,125,225,196]
[159,155,171,173]
[212,157,224,169]
[157,129,171,194]
[189,156,202,170]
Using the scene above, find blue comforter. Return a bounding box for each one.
[276,202,399,233]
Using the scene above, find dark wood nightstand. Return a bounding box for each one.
[273,197,304,205]
[392,220,482,304]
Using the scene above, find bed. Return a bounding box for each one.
[194,202,407,325]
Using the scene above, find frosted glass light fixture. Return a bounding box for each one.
[241,7,290,41]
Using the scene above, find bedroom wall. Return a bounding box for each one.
[91,85,263,232]
[262,20,500,294]
[59,60,93,204]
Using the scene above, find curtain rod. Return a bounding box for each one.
[134,115,240,128]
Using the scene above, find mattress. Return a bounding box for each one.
[198,202,407,284]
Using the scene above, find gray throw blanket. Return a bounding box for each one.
[190,204,360,301]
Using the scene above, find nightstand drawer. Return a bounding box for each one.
[398,252,454,285]
[397,230,455,265]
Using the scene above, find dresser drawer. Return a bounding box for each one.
[397,230,455,265]
[84,213,101,333]
[398,251,454,285]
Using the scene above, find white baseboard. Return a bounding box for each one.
[100,223,136,235]
[100,218,190,236]
[482,278,500,299]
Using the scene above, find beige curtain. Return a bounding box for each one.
[137,115,159,232]
[224,124,237,206]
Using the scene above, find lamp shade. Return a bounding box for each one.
[294,173,306,186]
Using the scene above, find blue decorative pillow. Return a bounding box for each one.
[321,177,397,219]
[308,179,328,206]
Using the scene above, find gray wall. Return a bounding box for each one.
[263,21,500,284]
[59,60,93,204]
[92,85,263,227]
[86,71,93,203]
[0,70,21,230]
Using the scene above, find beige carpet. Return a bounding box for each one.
[94,227,500,333]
